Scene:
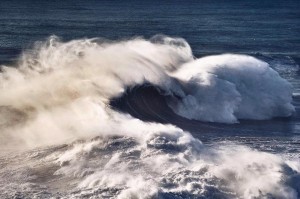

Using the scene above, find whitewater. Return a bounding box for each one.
[0,35,299,199]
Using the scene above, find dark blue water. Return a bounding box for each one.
[0,0,299,63]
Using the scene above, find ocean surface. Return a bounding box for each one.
[0,0,299,198]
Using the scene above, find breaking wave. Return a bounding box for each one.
[0,35,299,198]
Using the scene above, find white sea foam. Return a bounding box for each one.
[50,126,298,199]
[0,36,298,198]
[0,35,192,147]
[170,54,295,123]
[0,36,294,147]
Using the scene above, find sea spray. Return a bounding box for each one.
[0,36,298,198]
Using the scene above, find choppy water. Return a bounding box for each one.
[0,1,299,198]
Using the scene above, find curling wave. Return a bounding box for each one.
[0,35,299,199]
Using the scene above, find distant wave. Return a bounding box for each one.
[0,35,299,198]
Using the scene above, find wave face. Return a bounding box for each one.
[0,36,299,199]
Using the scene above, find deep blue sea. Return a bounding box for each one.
[0,0,299,198]
[0,0,299,62]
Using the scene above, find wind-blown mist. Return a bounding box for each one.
[0,36,299,199]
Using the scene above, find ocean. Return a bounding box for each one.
[0,0,299,198]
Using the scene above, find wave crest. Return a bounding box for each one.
[0,36,298,198]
